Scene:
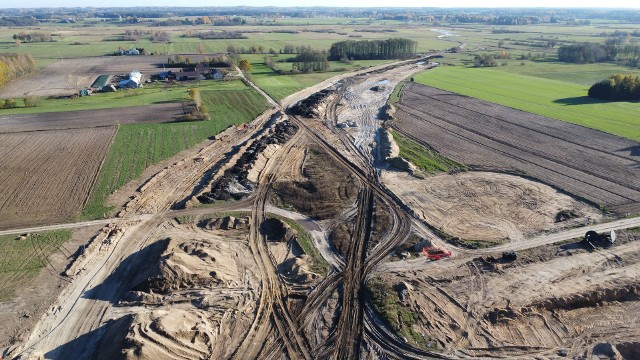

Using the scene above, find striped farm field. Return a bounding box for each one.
[414,67,640,141]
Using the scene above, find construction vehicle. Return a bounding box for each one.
[582,230,616,250]
[502,251,518,262]
[422,246,452,261]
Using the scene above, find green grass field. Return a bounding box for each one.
[414,67,640,141]
[0,230,71,301]
[246,57,393,102]
[249,62,345,102]
[81,86,269,219]
[495,60,640,86]
[391,131,464,174]
[0,80,247,115]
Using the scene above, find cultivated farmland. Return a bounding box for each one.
[0,103,183,133]
[414,67,640,141]
[393,83,640,214]
[0,127,116,230]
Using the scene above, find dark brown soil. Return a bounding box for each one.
[393,83,640,214]
[0,103,185,134]
[330,223,353,257]
[271,146,360,220]
[368,198,393,252]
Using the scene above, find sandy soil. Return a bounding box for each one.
[94,219,261,360]
[6,57,640,360]
[0,127,116,230]
[337,63,424,163]
[382,170,602,242]
[378,233,640,358]
[4,108,276,359]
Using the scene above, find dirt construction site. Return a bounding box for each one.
[1,57,639,360]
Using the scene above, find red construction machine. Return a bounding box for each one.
[422,246,452,261]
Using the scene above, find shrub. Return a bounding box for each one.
[2,98,17,109]
[24,95,40,107]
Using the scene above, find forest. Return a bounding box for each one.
[588,74,640,101]
[0,54,36,88]
[557,43,618,63]
[289,48,330,73]
[328,38,418,61]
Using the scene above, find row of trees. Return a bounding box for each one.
[0,17,38,26]
[290,48,330,73]
[557,43,617,64]
[151,31,170,43]
[12,31,53,43]
[0,54,36,88]
[328,38,417,61]
[588,75,640,101]
[166,55,230,68]
[187,30,246,39]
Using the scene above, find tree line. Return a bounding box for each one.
[166,55,230,68]
[328,38,417,61]
[289,48,330,73]
[0,54,36,88]
[588,74,640,101]
[557,43,617,64]
[12,31,53,43]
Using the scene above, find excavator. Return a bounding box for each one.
[582,230,616,250]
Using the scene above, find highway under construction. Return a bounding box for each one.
[4,58,640,360]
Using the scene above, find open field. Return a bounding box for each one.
[82,87,270,219]
[0,24,447,62]
[393,82,640,214]
[494,60,640,86]
[414,67,640,141]
[0,230,71,301]
[250,62,354,102]
[0,80,247,115]
[0,103,183,132]
[0,127,116,230]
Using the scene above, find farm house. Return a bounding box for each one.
[118,71,142,89]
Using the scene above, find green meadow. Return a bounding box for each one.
[414,67,640,141]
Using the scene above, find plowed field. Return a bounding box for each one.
[0,103,184,133]
[0,127,115,230]
[393,83,640,214]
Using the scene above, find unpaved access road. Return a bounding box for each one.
[379,215,640,273]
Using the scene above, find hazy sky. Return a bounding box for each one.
[3,0,640,9]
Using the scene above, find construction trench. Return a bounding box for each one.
[5,58,640,360]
